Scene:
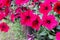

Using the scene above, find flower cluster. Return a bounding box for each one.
[19,0,58,31]
[0,0,60,40]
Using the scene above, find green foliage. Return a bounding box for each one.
[0,19,25,40]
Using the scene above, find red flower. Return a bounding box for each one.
[0,11,5,20]
[33,0,39,2]
[0,22,9,32]
[15,7,22,14]
[53,1,60,14]
[15,0,29,6]
[44,0,57,4]
[4,8,10,16]
[56,32,60,40]
[20,10,36,26]
[39,2,52,15]
[0,0,11,7]
[4,0,11,7]
[10,14,15,23]
[31,15,42,30]
[42,15,58,30]
[15,7,22,18]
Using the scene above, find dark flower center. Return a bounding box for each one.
[50,2,53,7]
[2,25,6,28]
[57,6,60,11]
[33,20,39,26]
[1,25,5,31]
[26,16,30,19]
[45,7,48,10]
[46,20,51,24]
[0,8,3,10]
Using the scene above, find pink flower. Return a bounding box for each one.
[15,7,21,18]
[15,7,22,14]
[15,0,29,6]
[0,22,9,32]
[44,0,57,4]
[10,14,15,23]
[4,8,10,16]
[33,0,39,2]
[20,10,36,26]
[4,0,11,7]
[15,13,20,19]
[39,2,52,15]
[56,32,60,40]
[42,15,58,30]
[0,11,5,20]
[31,15,42,30]
[0,0,11,7]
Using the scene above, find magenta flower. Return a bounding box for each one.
[15,7,22,18]
[4,8,10,17]
[31,15,42,30]
[20,10,36,26]
[42,15,58,30]
[33,0,39,2]
[15,7,22,14]
[10,14,15,23]
[0,11,5,20]
[39,2,52,15]
[44,0,57,4]
[0,22,9,32]
[56,32,60,40]
[0,0,11,7]
[15,0,29,6]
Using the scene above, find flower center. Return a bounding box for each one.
[34,20,38,24]
[46,20,51,24]
[50,2,52,4]
[1,25,5,31]
[57,6,60,11]
[26,16,30,19]
[33,20,39,26]
[45,7,48,10]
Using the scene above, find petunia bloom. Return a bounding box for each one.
[20,10,36,26]
[31,15,42,30]
[15,7,22,14]
[0,0,11,7]
[39,2,52,15]
[42,15,58,30]
[15,7,22,18]
[15,0,29,6]
[44,0,57,4]
[53,1,60,14]
[4,7,10,17]
[0,11,5,20]
[33,0,39,2]
[4,0,11,7]
[0,22,9,32]
[10,14,15,23]
[56,32,60,40]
